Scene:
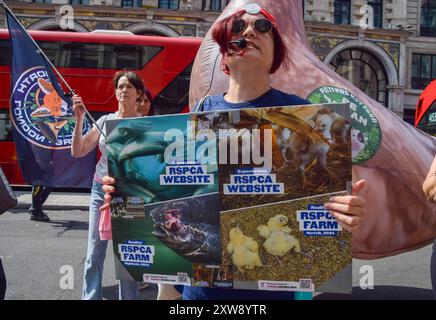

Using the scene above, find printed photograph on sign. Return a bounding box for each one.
[220,193,351,291]
[203,104,351,211]
[105,114,218,204]
[212,264,234,289]
[307,86,382,165]
[110,194,220,282]
[192,264,215,287]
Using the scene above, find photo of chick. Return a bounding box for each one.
[257,214,301,261]
[207,103,351,212]
[220,193,352,292]
[226,227,263,272]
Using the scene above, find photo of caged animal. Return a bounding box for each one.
[146,194,221,264]
[275,105,351,188]
[216,104,351,212]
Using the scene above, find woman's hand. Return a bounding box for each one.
[324,179,366,233]
[423,173,436,203]
[72,94,86,119]
[99,176,116,211]
[98,176,368,233]
[423,156,436,203]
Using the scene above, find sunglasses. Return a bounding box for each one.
[231,18,273,35]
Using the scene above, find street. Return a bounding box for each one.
[0,208,157,300]
[0,208,433,300]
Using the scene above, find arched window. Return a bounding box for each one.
[330,48,388,106]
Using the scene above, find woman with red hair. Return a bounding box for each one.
[194,3,307,112]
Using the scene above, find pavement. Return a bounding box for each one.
[14,190,90,211]
[8,188,161,300]
[8,189,434,300]
[1,207,159,300]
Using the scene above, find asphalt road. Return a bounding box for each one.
[0,208,157,300]
[0,208,433,300]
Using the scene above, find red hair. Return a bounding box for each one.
[211,8,288,74]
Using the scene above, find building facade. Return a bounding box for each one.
[1,0,435,124]
[304,0,436,125]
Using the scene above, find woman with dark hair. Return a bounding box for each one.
[136,87,154,116]
[72,71,145,300]
[102,4,366,300]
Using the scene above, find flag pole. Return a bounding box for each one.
[0,0,106,138]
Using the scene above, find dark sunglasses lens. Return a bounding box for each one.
[254,19,272,33]
[231,19,246,34]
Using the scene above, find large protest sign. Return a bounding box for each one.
[106,103,352,293]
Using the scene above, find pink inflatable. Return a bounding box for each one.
[189,0,436,259]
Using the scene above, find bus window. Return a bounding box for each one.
[63,43,82,68]
[37,41,61,65]
[0,40,11,65]
[0,110,13,141]
[83,43,105,69]
[142,46,162,68]
[417,100,436,136]
[36,41,162,70]
[114,45,140,69]
[153,62,192,115]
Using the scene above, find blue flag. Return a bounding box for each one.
[7,12,96,187]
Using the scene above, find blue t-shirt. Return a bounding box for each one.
[183,88,310,300]
[196,88,310,112]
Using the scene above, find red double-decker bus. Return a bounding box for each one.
[0,30,202,185]
[415,79,436,136]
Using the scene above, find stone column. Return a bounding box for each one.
[0,7,5,29]
[143,0,158,8]
[306,0,333,23]
[180,0,195,10]
[385,0,408,29]
[387,84,406,118]
[351,0,367,27]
